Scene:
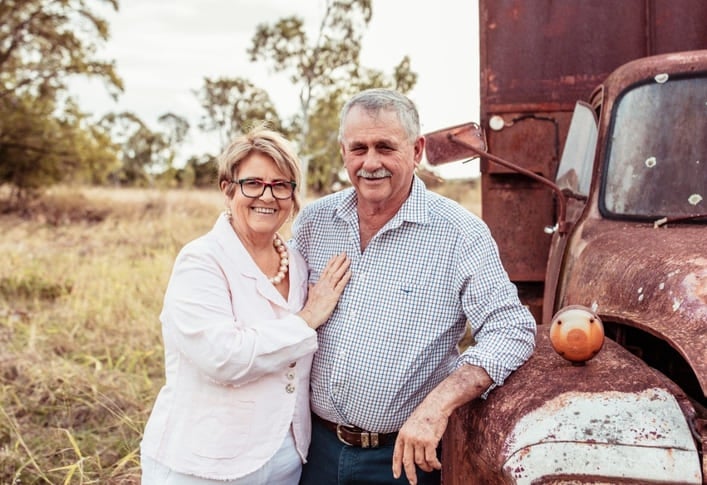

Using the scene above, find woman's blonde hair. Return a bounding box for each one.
[218,124,302,214]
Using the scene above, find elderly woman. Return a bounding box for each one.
[140,125,350,484]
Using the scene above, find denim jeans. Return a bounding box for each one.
[300,416,441,485]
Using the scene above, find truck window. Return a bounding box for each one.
[555,101,597,197]
[603,74,707,219]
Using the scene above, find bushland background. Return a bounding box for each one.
[0,181,480,484]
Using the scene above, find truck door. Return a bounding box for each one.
[542,101,598,324]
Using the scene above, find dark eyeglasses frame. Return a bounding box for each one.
[234,178,297,200]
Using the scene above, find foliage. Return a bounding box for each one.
[186,154,219,189]
[0,0,121,100]
[195,77,282,151]
[157,154,219,189]
[0,0,123,198]
[98,112,172,187]
[0,94,119,200]
[157,112,190,150]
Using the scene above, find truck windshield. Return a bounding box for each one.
[603,74,707,219]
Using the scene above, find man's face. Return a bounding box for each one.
[340,105,424,211]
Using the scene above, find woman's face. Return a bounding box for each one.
[222,152,295,242]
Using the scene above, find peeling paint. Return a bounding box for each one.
[688,193,703,205]
[672,297,682,311]
[502,388,701,484]
[681,263,707,310]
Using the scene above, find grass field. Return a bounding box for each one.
[0,181,479,484]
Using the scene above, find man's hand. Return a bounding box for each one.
[391,364,493,484]
[392,400,446,484]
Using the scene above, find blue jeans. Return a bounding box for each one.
[300,416,441,485]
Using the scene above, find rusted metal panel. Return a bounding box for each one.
[484,115,560,177]
[441,331,701,484]
[481,0,643,107]
[651,1,707,53]
[480,0,707,109]
[558,220,707,397]
[479,0,707,312]
[482,182,553,282]
[481,112,571,283]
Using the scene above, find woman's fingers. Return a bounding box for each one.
[322,253,350,284]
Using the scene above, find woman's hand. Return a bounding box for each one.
[297,253,351,329]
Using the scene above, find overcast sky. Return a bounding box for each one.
[72,0,481,178]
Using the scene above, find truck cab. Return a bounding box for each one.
[425,50,707,484]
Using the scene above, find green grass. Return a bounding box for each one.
[0,181,479,484]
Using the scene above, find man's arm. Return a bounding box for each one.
[392,364,493,485]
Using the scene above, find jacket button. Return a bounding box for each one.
[286,371,295,380]
[285,383,295,393]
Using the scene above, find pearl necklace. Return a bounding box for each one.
[270,234,289,284]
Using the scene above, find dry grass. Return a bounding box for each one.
[0,181,480,484]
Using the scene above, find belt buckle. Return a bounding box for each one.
[336,424,355,446]
[336,424,380,448]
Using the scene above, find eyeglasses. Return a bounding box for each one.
[234,178,297,200]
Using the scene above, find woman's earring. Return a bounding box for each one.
[225,207,233,220]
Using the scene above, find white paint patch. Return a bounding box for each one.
[673,298,682,311]
[502,388,700,484]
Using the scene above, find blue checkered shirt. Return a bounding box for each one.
[292,176,536,433]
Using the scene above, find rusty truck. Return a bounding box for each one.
[424,1,707,483]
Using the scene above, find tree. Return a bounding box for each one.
[0,0,121,100]
[157,112,190,168]
[0,94,118,199]
[0,0,122,198]
[98,112,170,186]
[187,154,219,188]
[196,77,282,151]
[247,0,418,195]
[158,112,190,148]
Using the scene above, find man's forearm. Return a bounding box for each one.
[422,364,493,418]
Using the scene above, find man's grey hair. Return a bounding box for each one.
[338,88,421,142]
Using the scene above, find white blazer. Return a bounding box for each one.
[141,213,317,480]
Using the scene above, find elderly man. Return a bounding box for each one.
[293,88,536,485]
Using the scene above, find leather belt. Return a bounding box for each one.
[314,414,398,448]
